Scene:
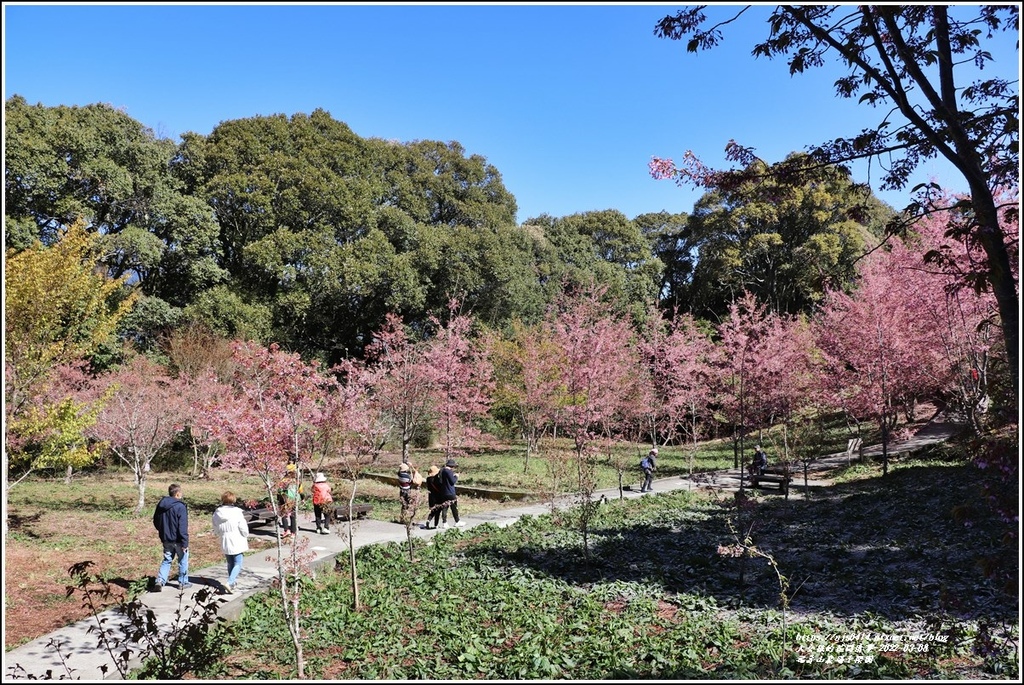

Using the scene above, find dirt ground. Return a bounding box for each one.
[2,467,299,652]
[4,507,233,649]
[3,469,493,651]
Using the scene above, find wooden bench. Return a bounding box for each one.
[332,503,373,522]
[749,468,792,495]
[243,507,277,528]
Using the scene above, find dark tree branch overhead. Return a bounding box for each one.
[654,4,1019,400]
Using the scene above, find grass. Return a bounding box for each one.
[186,446,1018,680]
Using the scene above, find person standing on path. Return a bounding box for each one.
[275,463,303,538]
[439,458,465,528]
[212,491,249,594]
[640,448,658,492]
[423,464,442,529]
[152,483,190,591]
[397,461,423,523]
[311,472,333,534]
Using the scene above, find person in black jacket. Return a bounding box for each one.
[421,465,441,529]
[748,445,768,477]
[152,483,191,591]
[439,458,465,528]
[640,448,658,492]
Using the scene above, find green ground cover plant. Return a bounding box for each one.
[185,449,1018,680]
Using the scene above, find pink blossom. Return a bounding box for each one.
[648,156,677,180]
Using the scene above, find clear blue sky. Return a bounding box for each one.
[4,3,1019,224]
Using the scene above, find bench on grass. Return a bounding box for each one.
[333,503,373,522]
[243,507,277,528]
[749,468,792,495]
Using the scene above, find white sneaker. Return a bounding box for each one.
[442,522,450,529]
[454,521,466,528]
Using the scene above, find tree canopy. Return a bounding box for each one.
[653,4,1019,396]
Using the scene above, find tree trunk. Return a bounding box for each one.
[966,188,1018,402]
[346,481,361,611]
[136,471,148,515]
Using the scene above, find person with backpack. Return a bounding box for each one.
[275,463,303,538]
[640,448,658,493]
[311,472,333,535]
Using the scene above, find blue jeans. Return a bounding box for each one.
[158,542,189,586]
[225,553,243,587]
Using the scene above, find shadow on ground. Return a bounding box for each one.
[465,455,1016,625]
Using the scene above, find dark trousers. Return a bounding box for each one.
[641,468,654,492]
[314,504,330,531]
[427,493,442,527]
[441,497,459,523]
[279,504,298,534]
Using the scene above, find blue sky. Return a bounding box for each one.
[4,3,1019,224]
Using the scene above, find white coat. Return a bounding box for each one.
[212,505,250,556]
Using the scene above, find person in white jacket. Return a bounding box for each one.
[212,491,250,594]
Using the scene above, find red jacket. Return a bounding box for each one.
[312,481,333,505]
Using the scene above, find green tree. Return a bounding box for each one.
[4,222,136,520]
[4,221,136,419]
[4,95,225,353]
[525,210,664,322]
[4,95,225,304]
[634,210,693,312]
[177,110,524,361]
[174,109,381,278]
[654,4,1020,395]
[683,153,892,319]
[382,138,518,229]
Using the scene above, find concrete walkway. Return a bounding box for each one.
[4,415,964,680]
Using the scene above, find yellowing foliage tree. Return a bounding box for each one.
[4,220,137,490]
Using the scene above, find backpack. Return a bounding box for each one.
[640,456,652,470]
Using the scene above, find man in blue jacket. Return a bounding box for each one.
[152,483,191,591]
[439,458,466,529]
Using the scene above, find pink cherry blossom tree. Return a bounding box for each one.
[86,355,189,513]
[713,293,778,472]
[422,304,494,460]
[547,285,638,558]
[364,313,437,464]
[199,341,330,678]
[6,360,108,488]
[315,358,381,610]
[814,242,950,475]
[637,308,719,481]
[485,320,564,472]
[163,324,235,478]
[910,189,1014,435]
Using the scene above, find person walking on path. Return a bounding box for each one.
[397,461,423,523]
[640,448,658,492]
[423,464,442,529]
[439,458,465,528]
[311,472,334,534]
[152,483,190,591]
[212,491,249,594]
